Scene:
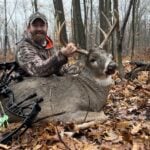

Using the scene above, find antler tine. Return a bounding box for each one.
[98,26,107,39]
[102,11,112,28]
[58,21,67,47]
[98,11,112,41]
[99,14,118,49]
[76,49,89,55]
[58,21,89,55]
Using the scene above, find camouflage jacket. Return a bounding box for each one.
[16,33,68,77]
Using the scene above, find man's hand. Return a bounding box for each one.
[60,43,77,57]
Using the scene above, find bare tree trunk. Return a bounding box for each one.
[95,10,100,46]
[83,0,87,47]
[99,0,105,43]
[117,0,134,77]
[23,0,28,26]
[15,24,18,45]
[33,0,38,12]
[71,4,74,42]
[72,0,86,49]
[144,16,148,49]
[131,0,137,60]
[85,0,93,49]
[89,0,93,49]
[127,22,132,53]
[113,0,119,61]
[106,0,112,53]
[4,0,7,61]
[135,0,140,49]
[83,0,87,34]
[53,0,68,44]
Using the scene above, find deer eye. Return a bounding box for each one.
[90,58,96,63]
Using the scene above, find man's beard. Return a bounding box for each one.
[31,31,47,45]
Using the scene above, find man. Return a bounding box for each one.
[16,12,77,76]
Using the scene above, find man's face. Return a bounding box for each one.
[28,18,48,44]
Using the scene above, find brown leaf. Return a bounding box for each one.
[123,88,133,97]
[127,105,138,113]
[116,121,131,130]
[131,123,142,135]
[138,72,149,83]
[0,144,10,150]
[103,130,118,141]
[127,84,135,91]
[33,144,42,150]
[143,89,150,97]
[132,139,145,150]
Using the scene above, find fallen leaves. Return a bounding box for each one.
[132,139,145,150]
[131,123,142,135]
[0,61,150,149]
[0,144,10,150]
[103,129,119,141]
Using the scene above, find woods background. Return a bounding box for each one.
[0,0,149,75]
[0,1,150,149]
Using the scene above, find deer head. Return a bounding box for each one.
[85,13,118,78]
[58,14,118,81]
[85,48,117,77]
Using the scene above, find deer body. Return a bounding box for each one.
[1,49,117,123]
[1,14,118,123]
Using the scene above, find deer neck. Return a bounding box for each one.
[94,75,114,86]
[81,67,114,87]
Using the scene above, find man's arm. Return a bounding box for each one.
[16,46,68,77]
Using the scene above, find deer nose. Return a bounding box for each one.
[106,62,117,75]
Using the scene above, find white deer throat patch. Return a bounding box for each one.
[94,75,114,86]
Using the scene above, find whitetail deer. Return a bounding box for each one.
[59,13,118,86]
[1,15,118,123]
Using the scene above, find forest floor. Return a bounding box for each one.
[0,53,149,150]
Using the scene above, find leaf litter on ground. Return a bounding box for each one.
[0,60,150,150]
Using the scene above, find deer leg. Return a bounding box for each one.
[49,110,108,123]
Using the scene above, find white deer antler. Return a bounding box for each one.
[98,12,118,49]
[58,21,89,55]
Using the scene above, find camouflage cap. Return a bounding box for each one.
[28,12,48,25]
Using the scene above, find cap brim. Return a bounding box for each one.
[30,17,47,24]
